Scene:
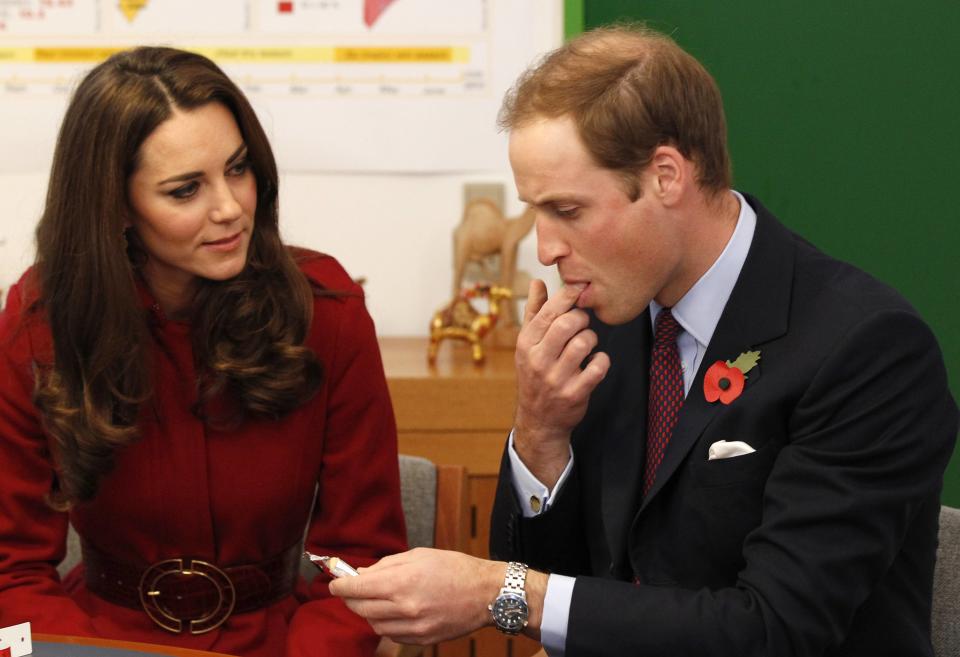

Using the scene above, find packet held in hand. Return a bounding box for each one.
[305,551,359,578]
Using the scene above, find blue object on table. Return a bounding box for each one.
[32,641,173,656]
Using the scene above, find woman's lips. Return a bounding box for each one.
[203,232,242,252]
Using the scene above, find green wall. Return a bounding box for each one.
[566,1,960,505]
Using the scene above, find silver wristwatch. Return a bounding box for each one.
[489,561,529,635]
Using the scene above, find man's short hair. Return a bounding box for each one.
[499,24,732,200]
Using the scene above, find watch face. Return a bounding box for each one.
[491,593,528,633]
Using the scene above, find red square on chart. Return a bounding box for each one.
[278,1,293,13]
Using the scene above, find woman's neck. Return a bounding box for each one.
[140,264,196,321]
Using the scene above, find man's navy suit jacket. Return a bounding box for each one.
[491,194,959,656]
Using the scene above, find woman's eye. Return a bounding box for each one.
[169,182,199,200]
[228,159,250,176]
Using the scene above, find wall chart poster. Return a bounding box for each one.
[0,0,550,172]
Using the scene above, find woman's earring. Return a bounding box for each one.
[123,227,146,267]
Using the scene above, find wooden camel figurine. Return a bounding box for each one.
[428,284,513,364]
[452,200,535,326]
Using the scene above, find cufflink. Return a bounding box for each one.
[529,495,542,513]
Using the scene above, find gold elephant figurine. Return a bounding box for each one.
[428,284,513,364]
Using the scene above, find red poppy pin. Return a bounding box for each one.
[704,350,761,405]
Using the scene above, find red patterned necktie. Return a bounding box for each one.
[644,308,684,496]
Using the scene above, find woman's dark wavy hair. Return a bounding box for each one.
[33,46,322,508]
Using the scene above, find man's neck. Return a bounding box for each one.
[655,189,740,307]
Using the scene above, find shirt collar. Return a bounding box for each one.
[650,190,757,347]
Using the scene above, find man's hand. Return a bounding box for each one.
[514,280,610,487]
[328,548,546,645]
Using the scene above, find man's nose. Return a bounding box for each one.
[536,214,568,266]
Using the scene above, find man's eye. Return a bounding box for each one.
[169,182,199,199]
[553,206,579,218]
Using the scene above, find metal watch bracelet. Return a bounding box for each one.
[502,561,528,595]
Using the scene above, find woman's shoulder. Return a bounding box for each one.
[2,268,41,327]
[288,249,377,353]
[0,267,48,362]
[289,247,363,297]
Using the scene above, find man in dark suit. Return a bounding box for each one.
[331,25,958,656]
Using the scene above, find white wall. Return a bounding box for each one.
[277,171,555,336]
[0,173,48,303]
[0,3,563,337]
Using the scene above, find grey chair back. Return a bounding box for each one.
[58,523,80,578]
[934,504,960,657]
[397,454,438,550]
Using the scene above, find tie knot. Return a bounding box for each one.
[654,308,682,346]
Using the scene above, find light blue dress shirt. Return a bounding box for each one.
[507,191,757,656]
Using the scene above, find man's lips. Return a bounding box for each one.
[563,280,591,305]
[563,279,588,286]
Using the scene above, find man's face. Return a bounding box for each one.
[509,115,684,325]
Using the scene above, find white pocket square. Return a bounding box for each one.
[708,440,756,460]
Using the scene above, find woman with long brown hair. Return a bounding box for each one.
[0,46,406,656]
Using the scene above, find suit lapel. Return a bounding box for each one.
[639,197,796,511]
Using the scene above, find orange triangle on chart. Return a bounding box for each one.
[364,0,397,28]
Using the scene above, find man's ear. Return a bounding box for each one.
[649,145,687,205]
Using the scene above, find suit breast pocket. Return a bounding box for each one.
[692,440,779,488]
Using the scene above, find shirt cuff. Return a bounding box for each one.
[540,574,575,657]
[508,430,574,518]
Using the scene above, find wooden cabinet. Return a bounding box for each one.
[379,337,542,657]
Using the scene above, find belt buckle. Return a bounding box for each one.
[138,558,236,634]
